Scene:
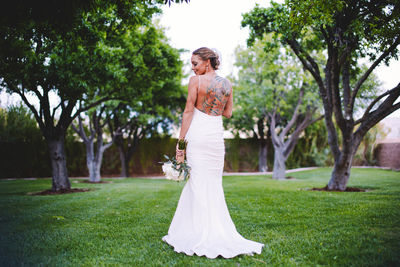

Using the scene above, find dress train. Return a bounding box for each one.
[162,108,264,258]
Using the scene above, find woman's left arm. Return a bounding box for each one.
[222,84,233,118]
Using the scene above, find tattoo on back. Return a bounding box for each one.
[200,76,231,116]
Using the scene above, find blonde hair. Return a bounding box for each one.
[192,47,220,70]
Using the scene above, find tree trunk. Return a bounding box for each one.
[85,142,108,183]
[88,159,101,182]
[272,147,286,180]
[257,118,268,172]
[118,145,129,177]
[85,142,98,182]
[327,145,357,190]
[92,146,107,182]
[259,139,268,172]
[88,160,101,182]
[327,154,354,191]
[47,135,70,191]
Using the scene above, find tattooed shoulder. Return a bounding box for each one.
[200,76,232,115]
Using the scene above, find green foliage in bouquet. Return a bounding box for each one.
[161,155,191,181]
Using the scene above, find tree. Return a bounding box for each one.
[242,0,400,190]
[164,0,190,6]
[111,97,184,178]
[110,30,184,177]
[227,41,275,172]
[286,119,331,168]
[68,17,183,180]
[71,104,117,182]
[269,88,323,179]
[110,103,160,178]
[74,6,184,180]
[230,36,322,178]
[0,2,160,191]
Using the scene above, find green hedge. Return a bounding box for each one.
[0,103,377,178]
[0,135,331,178]
[0,140,51,178]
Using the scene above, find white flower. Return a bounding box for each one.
[160,154,190,182]
[162,162,185,181]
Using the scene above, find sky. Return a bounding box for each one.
[156,0,270,78]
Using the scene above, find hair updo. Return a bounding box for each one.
[192,47,220,70]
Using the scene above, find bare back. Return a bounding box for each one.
[195,75,232,116]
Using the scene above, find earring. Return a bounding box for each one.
[206,65,209,72]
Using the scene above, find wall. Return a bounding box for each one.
[375,142,400,170]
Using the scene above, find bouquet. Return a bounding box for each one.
[160,139,190,182]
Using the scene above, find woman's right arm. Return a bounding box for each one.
[178,76,198,139]
[222,86,233,118]
[176,76,198,163]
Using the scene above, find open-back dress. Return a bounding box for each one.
[162,75,264,258]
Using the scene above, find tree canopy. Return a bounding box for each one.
[0,1,169,191]
[229,35,322,177]
[79,23,185,178]
[242,0,400,190]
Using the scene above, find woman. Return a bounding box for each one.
[162,47,264,258]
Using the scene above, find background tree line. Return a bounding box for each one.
[1,0,398,193]
[0,102,384,178]
[242,0,400,190]
[0,0,185,190]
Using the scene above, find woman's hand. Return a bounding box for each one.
[176,143,185,164]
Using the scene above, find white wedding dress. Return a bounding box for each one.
[162,89,264,258]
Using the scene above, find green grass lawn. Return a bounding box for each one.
[0,168,399,266]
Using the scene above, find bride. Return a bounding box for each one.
[162,47,264,258]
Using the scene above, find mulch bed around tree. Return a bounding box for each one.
[311,185,366,192]
[28,188,92,196]
[77,180,112,184]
